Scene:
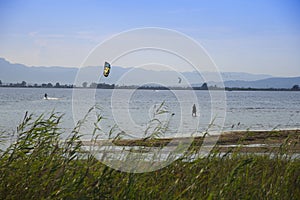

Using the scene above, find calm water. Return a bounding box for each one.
[0,88,299,139]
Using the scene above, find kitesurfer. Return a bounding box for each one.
[192,104,197,117]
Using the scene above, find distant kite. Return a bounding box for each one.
[103,62,111,77]
[178,77,182,84]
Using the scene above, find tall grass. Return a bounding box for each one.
[0,111,299,199]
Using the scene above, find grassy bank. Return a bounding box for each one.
[0,113,299,199]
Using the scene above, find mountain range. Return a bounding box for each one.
[0,58,299,88]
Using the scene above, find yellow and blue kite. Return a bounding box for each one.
[103,62,111,77]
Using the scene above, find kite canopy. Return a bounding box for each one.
[178,77,182,84]
[103,62,111,77]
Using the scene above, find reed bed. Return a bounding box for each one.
[0,112,299,199]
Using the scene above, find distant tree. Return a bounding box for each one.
[47,83,53,88]
[55,82,60,88]
[201,83,208,90]
[21,81,27,87]
[82,82,88,88]
[292,84,299,91]
[0,80,2,85]
[34,83,38,87]
[41,83,47,87]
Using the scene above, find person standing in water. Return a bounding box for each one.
[44,93,48,100]
[192,104,197,117]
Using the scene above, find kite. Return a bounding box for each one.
[103,62,111,77]
[178,77,182,84]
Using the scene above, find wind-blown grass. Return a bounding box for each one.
[0,111,299,199]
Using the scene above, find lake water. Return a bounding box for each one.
[0,88,300,139]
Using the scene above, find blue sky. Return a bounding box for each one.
[0,0,300,76]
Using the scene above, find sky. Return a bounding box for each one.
[0,0,300,76]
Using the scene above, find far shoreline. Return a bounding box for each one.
[1,85,300,92]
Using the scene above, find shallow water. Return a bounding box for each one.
[0,88,300,138]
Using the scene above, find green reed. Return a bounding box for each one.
[0,111,299,199]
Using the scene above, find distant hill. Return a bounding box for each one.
[0,58,77,84]
[223,77,300,89]
[1,57,298,88]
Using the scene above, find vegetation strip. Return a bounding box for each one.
[0,113,299,199]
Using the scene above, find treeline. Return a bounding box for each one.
[136,83,209,90]
[0,80,114,89]
[0,80,74,88]
[88,82,115,89]
[225,85,300,91]
[0,80,299,91]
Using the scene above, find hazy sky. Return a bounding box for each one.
[0,0,299,76]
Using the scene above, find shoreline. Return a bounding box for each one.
[1,86,300,92]
[82,129,300,153]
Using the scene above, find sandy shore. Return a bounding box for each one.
[82,129,300,153]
